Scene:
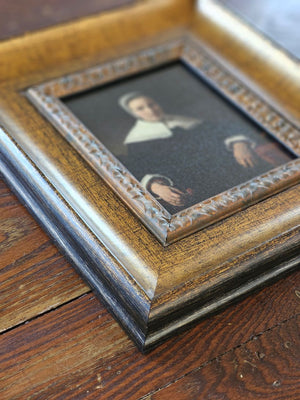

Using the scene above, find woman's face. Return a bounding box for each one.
[128,96,164,122]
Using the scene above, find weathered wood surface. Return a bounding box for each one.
[148,316,300,400]
[1,0,299,347]
[1,0,300,398]
[1,176,299,398]
[0,177,89,332]
[0,0,134,41]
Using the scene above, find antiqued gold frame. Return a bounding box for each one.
[27,34,300,245]
[0,0,299,352]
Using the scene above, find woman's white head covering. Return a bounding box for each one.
[119,92,147,117]
[119,92,202,144]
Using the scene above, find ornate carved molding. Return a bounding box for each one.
[27,35,300,245]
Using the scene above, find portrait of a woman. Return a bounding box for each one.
[64,63,293,214]
[119,91,291,213]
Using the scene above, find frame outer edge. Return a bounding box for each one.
[0,126,153,351]
[145,251,300,351]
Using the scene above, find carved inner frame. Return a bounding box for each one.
[26,34,300,246]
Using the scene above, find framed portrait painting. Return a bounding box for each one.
[0,0,299,351]
[26,35,299,245]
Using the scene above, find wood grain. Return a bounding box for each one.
[0,0,299,350]
[147,316,300,400]
[0,1,299,398]
[0,0,134,41]
[0,176,89,332]
[0,269,299,399]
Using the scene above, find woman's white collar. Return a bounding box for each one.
[124,115,202,144]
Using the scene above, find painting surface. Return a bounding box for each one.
[64,63,293,213]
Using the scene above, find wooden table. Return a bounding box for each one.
[1,1,299,399]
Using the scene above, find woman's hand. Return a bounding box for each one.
[151,182,185,206]
[233,142,257,168]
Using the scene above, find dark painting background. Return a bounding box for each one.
[64,62,294,213]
